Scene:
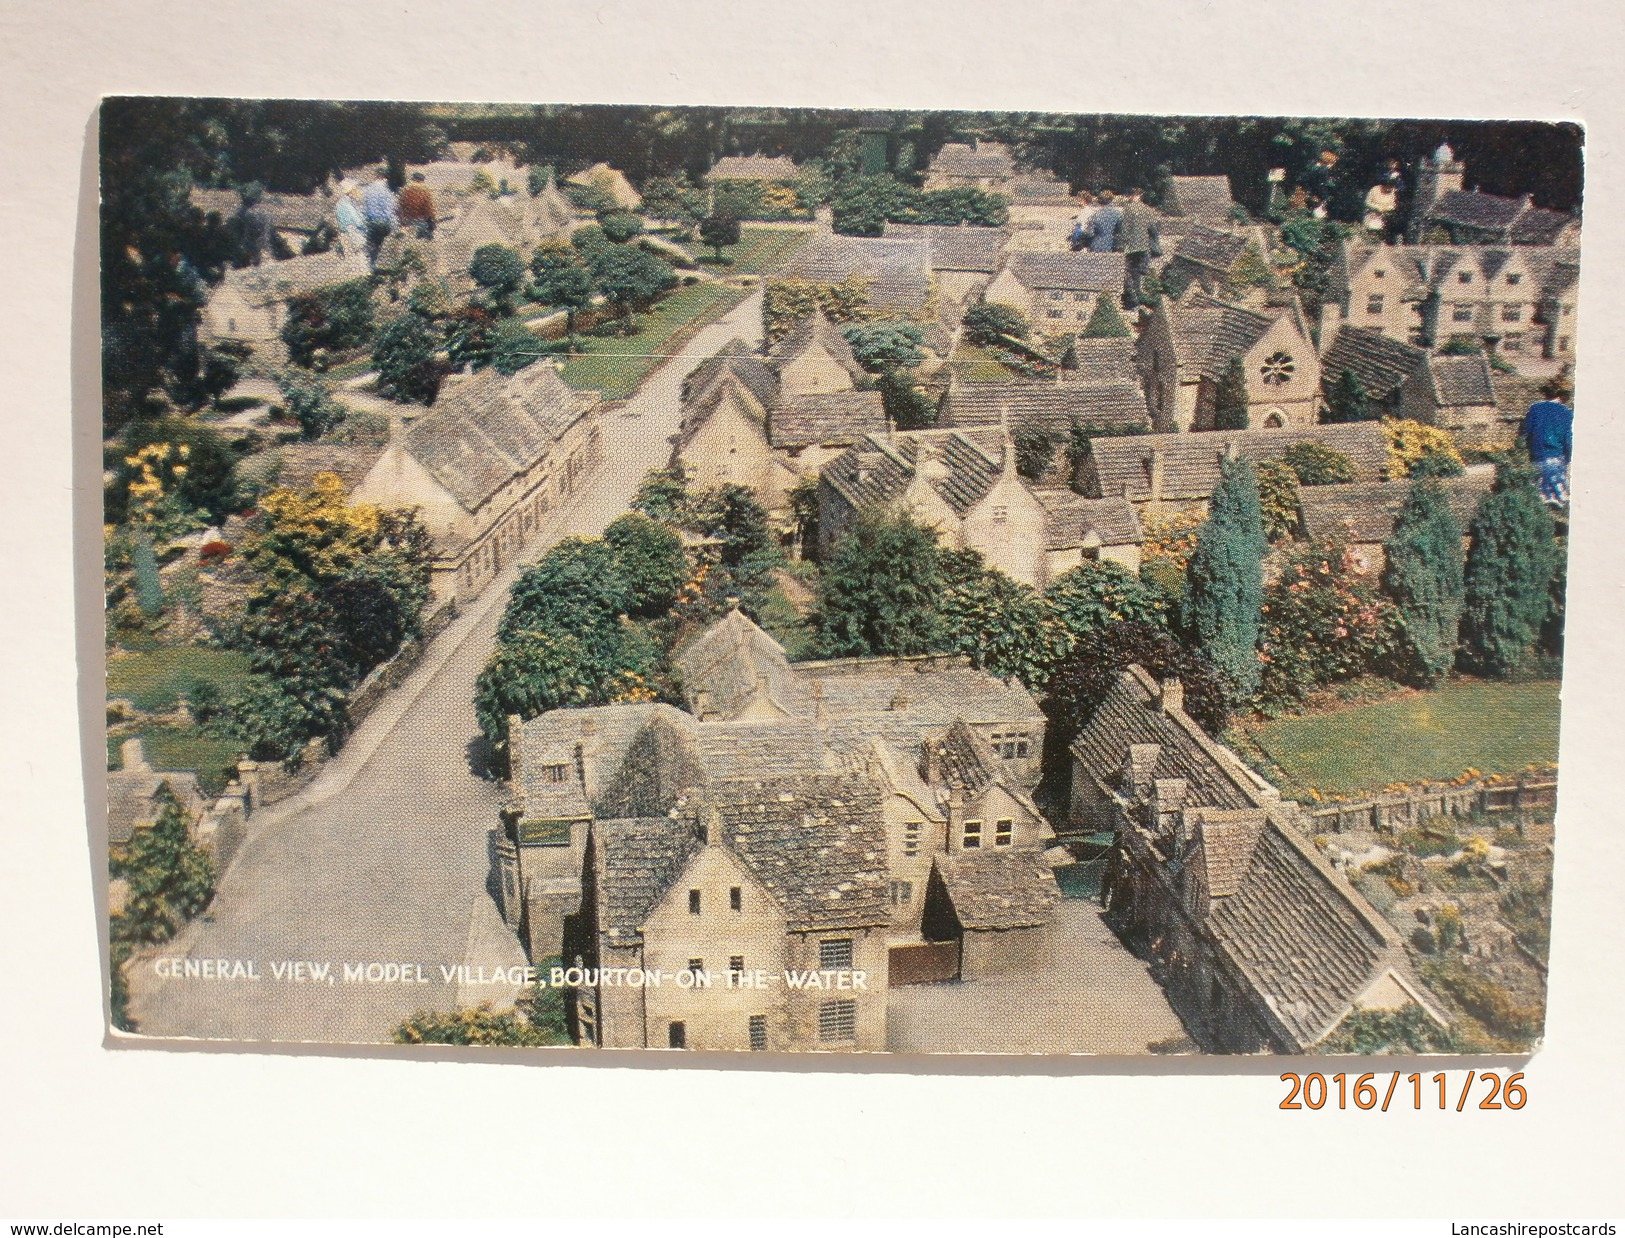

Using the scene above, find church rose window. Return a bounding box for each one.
[1260,352,1295,386]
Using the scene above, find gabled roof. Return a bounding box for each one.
[1165,293,1285,382]
[1296,472,1494,545]
[683,339,780,409]
[934,848,1061,930]
[594,816,704,946]
[1067,337,1140,384]
[770,311,866,382]
[1164,175,1236,222]
[565,162,641,210]
[690,773,891,931]
[517,702,693,808]
[217,251,362,305]
[1032,488,1144,549]
[191,186,334,233]
[883,223,1009,273]
[1000,251,1125,293]
[1190,808,1267,898]
[235,442,388,496]
[1169,223,1251,273]
[1083,423,1388,503]
[675,607,803,720]
[786,234,933,312]
[1071,666,1267,811]
[1320,324,1427,401]
[822,427,1010,518]
[927,142,1016,180]
[768,391,887,450]
[1426,189,1577,245]
[707,155,801,182]
[1427,354,1497,407]
[403,363,597,512]
[939,378,1149,438]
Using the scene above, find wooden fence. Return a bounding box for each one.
[1306,775,1557,834]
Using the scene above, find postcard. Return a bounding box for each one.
[99,100,1575,1056]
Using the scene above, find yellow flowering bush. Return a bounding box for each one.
[1382,418,1464,481]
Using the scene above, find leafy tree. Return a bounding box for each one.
[531,258,596,340]
[1459,463,1559,677]
[1280,441,1357,486]
[787,475,822,557]
[698,213,741,260]
[962,302,1028,344]
[1409,450,1467,480]
[1383,418,1465,481]
[587,244,678,330]
[107,417,241,526]
[830,174,905,236]
[1212,356,1250,430]
[1082,293,1131,339]
[841,320,926,372]
[474,629,598,746]
[373,310,445,404]
[597,209,645,244]
[225,671,338,766]
[1042,621,1229,743]
[641,175,707,230]
[393,999,567,1047]
[526,165,557,197]
[913,186,1009,227]
[1384,478,1466,685]
[1438,336,1483,356]
[444,304,498,372]
[1044,561,1168,649]
[1184,457,1268,702]
[276,369,345,440]
[565,182,617,215]
[490,316,542,376]
[687,484,775,567]
[469,243,528,315]
[876,369,937,431]
[110,783,215,945]
[630,467,692,525]
[1323,367,1374,424]
[281,279,377,368]
[1255,459,1302,542]
[604,513,687,618]
[1013,431,1058,481]
[498,538,632,645]
[938,551,1068,687]
[320,571,409,676]
[818,512,944,657]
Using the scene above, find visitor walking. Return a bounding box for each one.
[361,169,399,268]
[1070,191,1098,252]
[1523,376,1574,505]
[398,172,437,239]
[1117,187,1161,308]
[333,179,368,264]
[1085,189,1122,253]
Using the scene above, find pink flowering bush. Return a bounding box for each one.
[1256,539,1401,714]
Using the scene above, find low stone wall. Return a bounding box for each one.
[1307,775,1557,833]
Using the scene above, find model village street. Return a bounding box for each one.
[127,292,767,1044]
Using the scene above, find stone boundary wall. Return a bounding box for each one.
[1306,775,1557,835]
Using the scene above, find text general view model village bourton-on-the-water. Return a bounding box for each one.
[99,101,1576,1057]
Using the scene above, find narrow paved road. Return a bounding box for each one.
[128,291,764,1045]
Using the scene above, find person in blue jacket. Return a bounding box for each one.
[1522,375,1574,505]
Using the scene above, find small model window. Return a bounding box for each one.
[1260,352,1295,386]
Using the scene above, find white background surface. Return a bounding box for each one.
[1,0,1622,1220]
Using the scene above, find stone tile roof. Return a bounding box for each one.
[1071,665,1273,811]
[107,764,208,847]
[1168,223,1251,273]
[403,363,596,513]
[566,163,642,210]
[797,656,1045,750]
[191,187,334,233]
[1207,818,1399,1047]
[675,608,807,720]
[594,816,703,946]
[1084,423,1388,503]
[518,702,693,808]
[936,719,998,792]
[219,251,363,305]
[1428,354,1496,407]
[927,142,1016,180]
[1297,472,1494,545]
[1008,175,1074,204]
[683,339,780,410]
[787,235,933,313]
[1321,324,1427,401]
[1002,251,1125,293]
[768,391,887,450]
[939,378,1149,438]
[1164,175,1236,221]
[1190,808,1267,898]
[822,427,1008,517]
[769,311,866,382]
[883,223,1009,272]
[935,848,1060,930]
[236,442,388,496]
[1032,488,1144,549]
[707,155,801,182]
[691,773,891,931]
[693,720,835,782]
[1510,207,1578,245]
[1431,189,1526,232]
[1167,294,1280,382]
[1067,338,1140,384]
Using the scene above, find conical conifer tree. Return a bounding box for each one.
[1184,456,1268,701]
[1212,356,1250,430]
[1082,293,1131,338]
[1383,477,1466,683]
[1459,463,1558,676]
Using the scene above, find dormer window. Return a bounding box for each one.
[1458,271,1473,284]
[542,763,570,783]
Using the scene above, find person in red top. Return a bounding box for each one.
[397,172,437,239]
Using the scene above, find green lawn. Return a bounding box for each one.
[108,725,242,797]
[695,225,811,275]
[559,283,749,399]
[945,341,1018,383]
[1239,680,1561,798]
[106,647,252,711]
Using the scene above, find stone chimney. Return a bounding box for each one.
[1147,447,1166,500]
[1122,742,1163,799]
[1158,677,1184,715]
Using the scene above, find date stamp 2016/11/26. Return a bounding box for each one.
[1280,1072,1528,1112]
